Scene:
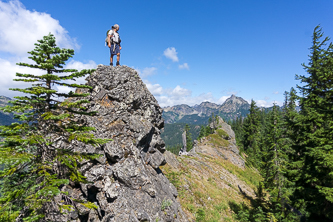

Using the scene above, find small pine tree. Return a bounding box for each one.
[184,124,193,151]
[0,33,109,221]
[197,125,206,141]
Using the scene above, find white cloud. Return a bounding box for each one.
[144,80,163,96]
[163,47,179,62]
[137,67,157,78]
[142,80,219,107]
[273,91,279,94]
[0,57,44,98]
[169,85,191,97]
[156,92,215,107]
[0,0,79,56]
[217,96,229,104]
[65,60,97,70]
[0,1,90,98]
[179,63,189,70]
[255,100,283,107]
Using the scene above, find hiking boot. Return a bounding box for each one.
[110,62,113,66]
[116,61,120,66]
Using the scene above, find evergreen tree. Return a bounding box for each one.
[0,33,109,221]
[230,115,245,150]
[283,88,300,199]
[197,125,206,141]
[292,26,333,220]
[242,100,262,168]
[184,124,193,151]
[262,104,290,219]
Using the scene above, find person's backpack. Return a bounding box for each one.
[105,29,113,46]
[105,29,121,46]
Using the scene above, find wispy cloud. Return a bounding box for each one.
[136,67,157,78]
[256,100,283,107]
[143,80,222,107]
[179,63,189,70]
[65,60,97,70]
[217,96,230,104]
[163,47,179,62]
[143,80,163,96]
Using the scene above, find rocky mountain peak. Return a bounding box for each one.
[223,94,248,105]
[47,65,187,222]
[218,94,250,114]
[197,101,220,109]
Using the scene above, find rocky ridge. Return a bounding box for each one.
[162,95,250,124]
[191,116,245,168]
[46,65,188,222]
[161,117,259,221]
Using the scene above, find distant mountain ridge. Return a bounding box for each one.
[0,96,16,126]
[0,96,12,107]
[162,94,250,124]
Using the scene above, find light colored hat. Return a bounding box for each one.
[112,24,119,29]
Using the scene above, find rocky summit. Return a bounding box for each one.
[47,65,188,222]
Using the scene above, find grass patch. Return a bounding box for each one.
[212,158,262,189]
[208,134,230,147]
[216,129,229,139]
[161,151,262,222]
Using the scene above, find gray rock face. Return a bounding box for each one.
[45,65,187,222]
[193,116,245,168]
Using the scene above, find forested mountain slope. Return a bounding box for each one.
[161,117,261,221]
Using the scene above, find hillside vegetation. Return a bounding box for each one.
[161,120,261,221]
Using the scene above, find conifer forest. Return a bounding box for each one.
[228,26,333,221]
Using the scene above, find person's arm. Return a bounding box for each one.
[108,30,113,48]
[108,34,111,47]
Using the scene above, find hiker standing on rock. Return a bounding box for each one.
[108,24,121,66]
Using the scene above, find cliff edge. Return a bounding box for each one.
[48,65,188,222]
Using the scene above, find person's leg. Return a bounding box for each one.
[110,55,114,66]
[116,53,120,66]
[110,46,114,66]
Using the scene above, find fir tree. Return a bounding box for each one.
[197,125,206,141]
[184,124,193,151]
[0,33,109,221]
[262,104,291,219]
[292,26,333,220]
[242,100,262,168]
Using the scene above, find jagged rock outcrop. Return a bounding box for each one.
[46,65,188,222]
[189,116,245,168]
[162,118,256,220]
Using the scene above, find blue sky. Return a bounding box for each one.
[0,0,332,107]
